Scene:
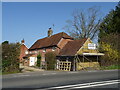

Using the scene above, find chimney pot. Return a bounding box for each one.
[48,28,53,37]
[21,39,25,44]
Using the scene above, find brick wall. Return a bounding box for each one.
[28,38,72,61]
[20,44,28,63]
[27,38,73,66]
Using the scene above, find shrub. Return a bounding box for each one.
[45,52,56,70]
[99,42,119,66]
[2,42,20,73]
[36,54,41,68]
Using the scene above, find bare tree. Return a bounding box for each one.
[64,6,101,40]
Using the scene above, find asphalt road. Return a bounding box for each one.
[2,70,119,89]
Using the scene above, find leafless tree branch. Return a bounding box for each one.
[64,6,101,40]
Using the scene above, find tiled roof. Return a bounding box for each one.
[29,32,73,50]
[58,38,88,56]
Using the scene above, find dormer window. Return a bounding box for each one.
[52,47,56,51]
[43,48,46,52]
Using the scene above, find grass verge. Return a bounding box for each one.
[100,65,120,70]
[2,71,22,75]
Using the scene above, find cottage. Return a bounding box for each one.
[20,39,29,66]
[20,28,104,71]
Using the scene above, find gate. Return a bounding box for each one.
[58,61,71,71]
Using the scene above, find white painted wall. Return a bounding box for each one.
[29,57,37,66]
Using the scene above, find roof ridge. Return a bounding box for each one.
[29,32,73,50]
[37,37,48,41]
[58,38,88,56]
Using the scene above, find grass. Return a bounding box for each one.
[100,65,120,70]
[2,71,22,75]
[0,71,2,75]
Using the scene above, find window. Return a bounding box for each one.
[25,51,28,54]
[43,48,46,52]
[52,47,56,51]
[29,51,32,54]
[35,51,37,54]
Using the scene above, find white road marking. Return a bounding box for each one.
[13,74,30,77]
[42,74,47,75]
[73,82,119,88]
[42,73,56,75]
[88,70,97,72]
[67,72,78,74]
[47,79,120,89]
[51,73,56,75]
[20,75,30,76]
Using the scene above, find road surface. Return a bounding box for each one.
[2,70,119,89]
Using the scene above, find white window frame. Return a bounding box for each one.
[35,51,37,54]
[29,51,32,54]
[25,50,28,54]
[43,48,46,52]
[52,47,56,51]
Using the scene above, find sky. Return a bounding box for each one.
[2,2,118,48]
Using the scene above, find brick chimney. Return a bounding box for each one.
[48,28,53,37]
[21,39,25,44]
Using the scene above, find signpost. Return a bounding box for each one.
[88,43,96,49]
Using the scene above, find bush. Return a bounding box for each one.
[36,54,41,67]
[2,42,20,73]
[45,52,56,70]
[99,42,119,66]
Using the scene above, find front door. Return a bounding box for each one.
[29,57,35,66]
